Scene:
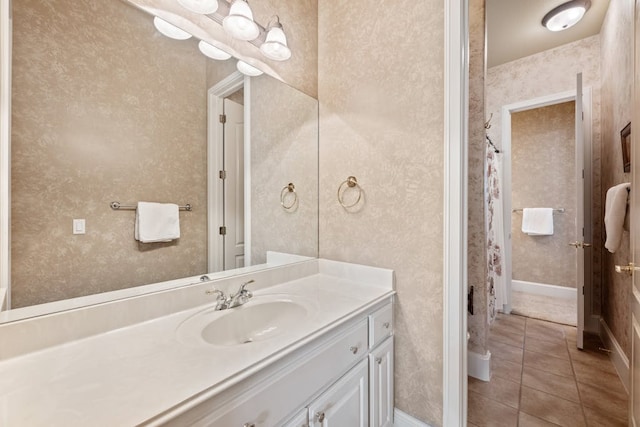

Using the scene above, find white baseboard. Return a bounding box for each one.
[599,318,630,393]
[467,350,491,381]
[512,280,576,299]
[394,408,432,427]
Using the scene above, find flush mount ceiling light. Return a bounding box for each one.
[198,40,232,60]
[223,0,260,41]
[260,16,292,61]
[177,0,219,15]
[237,60,263,76]
[542,0,591,32]
[153,17,193,40]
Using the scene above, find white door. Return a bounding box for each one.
[308,359,368,427]
[223,98,245,270]
[629,6,640,422]
[575,73,585,350]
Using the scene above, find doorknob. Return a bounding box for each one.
[568,241,592,248]
[615,262,639,275]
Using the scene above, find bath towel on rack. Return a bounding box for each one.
[134,202,180,243]
[521,208,554,236]
[604,182,630,253]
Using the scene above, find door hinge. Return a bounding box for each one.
[219,170,226,180]
[219,114,227,123]
[582,169,584,179]
[467,286,474,315]
[219,226,227,235]
[582,111,584,121]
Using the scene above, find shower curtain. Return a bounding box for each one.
[485,146,506,324]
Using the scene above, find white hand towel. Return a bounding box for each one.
[605,182,630,253]
[134,202,180,243]
[522,208,554,236]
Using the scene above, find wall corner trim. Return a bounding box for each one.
[468,349,491,381]
[394,409,433,427]
[599,317,630,393]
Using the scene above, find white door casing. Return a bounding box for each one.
[575,73,585,350]
[222,98,245,270]
[0,0,11,310]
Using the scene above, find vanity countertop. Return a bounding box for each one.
[0,261,394,426]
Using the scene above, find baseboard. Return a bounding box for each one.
[599,318,630,393]
[512,280,576,299]
[394,408,432,427]
[467,350,491,381]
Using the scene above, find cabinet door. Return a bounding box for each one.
[370,336,394,427]
[308,359,368,427]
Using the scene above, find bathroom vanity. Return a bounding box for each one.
[0,259,395,426]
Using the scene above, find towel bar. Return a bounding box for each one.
[512,208,565,213]
[110,201,192,211]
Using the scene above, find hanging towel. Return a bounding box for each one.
[134,202,180,243]
[522,208,554,236]
[604,182,630,253]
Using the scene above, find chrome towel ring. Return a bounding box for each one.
[280,183,298,210]
[337,176,362,208]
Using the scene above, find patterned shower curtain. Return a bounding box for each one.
[485,146,506,324]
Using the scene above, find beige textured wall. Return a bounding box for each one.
[11,0,209,307]
[467,0,488,355]
[250,75,318,264]
[486,35,602,311]
[318,0,444,424]
[600,0,633,357]
[511,102,577,287]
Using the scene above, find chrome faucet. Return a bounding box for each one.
[205,279,254,311]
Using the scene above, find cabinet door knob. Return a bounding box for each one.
[243,424,255,427]
[383,322,390,329]
[349,346,358,354]
[315,411,326,422]
[376,357,382,364]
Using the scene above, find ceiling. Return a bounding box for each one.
[487,0,611,68]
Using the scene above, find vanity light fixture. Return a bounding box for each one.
[236,60,263,76]
[198,40,232,60]
[177,0,219,15]
[223,0,260,41]
[542,0,591,32]
[260,16,292,61]
[153,17,193,40]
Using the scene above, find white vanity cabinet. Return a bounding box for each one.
[156,299,394,427]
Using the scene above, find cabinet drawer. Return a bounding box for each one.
[181,319,368,427]
[369,303,393,348]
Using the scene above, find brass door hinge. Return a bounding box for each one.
[219,170,226,179]
[219,226,227,235]
[219,114,226,123]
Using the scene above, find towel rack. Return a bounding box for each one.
[110,201,192,211]
[512,208,565,214]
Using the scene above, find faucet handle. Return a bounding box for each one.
[238,279,255,293]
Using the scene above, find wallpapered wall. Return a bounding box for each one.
[511,102,577,288]
[600,0,634,357]
[11,0,209,307]
[486,35,602,316]
[467,0,489,356]
[318,0,445,424]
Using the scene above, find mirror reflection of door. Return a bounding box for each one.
[222,95,245,271]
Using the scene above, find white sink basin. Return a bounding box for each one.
[177,296,310,346]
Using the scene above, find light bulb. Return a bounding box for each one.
[198,41,232,60]
[237,60,263,76]
[177,0,219,14]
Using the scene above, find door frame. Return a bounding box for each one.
[0,0,10,311]
[207,71,251,272]
[500,88,597,334]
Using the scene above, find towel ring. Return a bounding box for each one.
[337,176,362,208]
[280,183,297,210]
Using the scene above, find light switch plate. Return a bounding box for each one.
[73,219,85,235]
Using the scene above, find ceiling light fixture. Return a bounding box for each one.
[542,0,591,32]
[153,17,193,40]
[223,0,260,41]
[236,60,263,76]
[260,16,292,61]
[177,0,219,15]
[198,41,232,60]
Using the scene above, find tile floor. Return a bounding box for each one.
[468,313,628,426]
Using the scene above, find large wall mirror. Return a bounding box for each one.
[0,0,318,321]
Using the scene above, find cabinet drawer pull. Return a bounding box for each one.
[376,357,382,364]
[243,424,255,427]
[383,322,390,329]
[315,411,326,422]
[349,346,359,354]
